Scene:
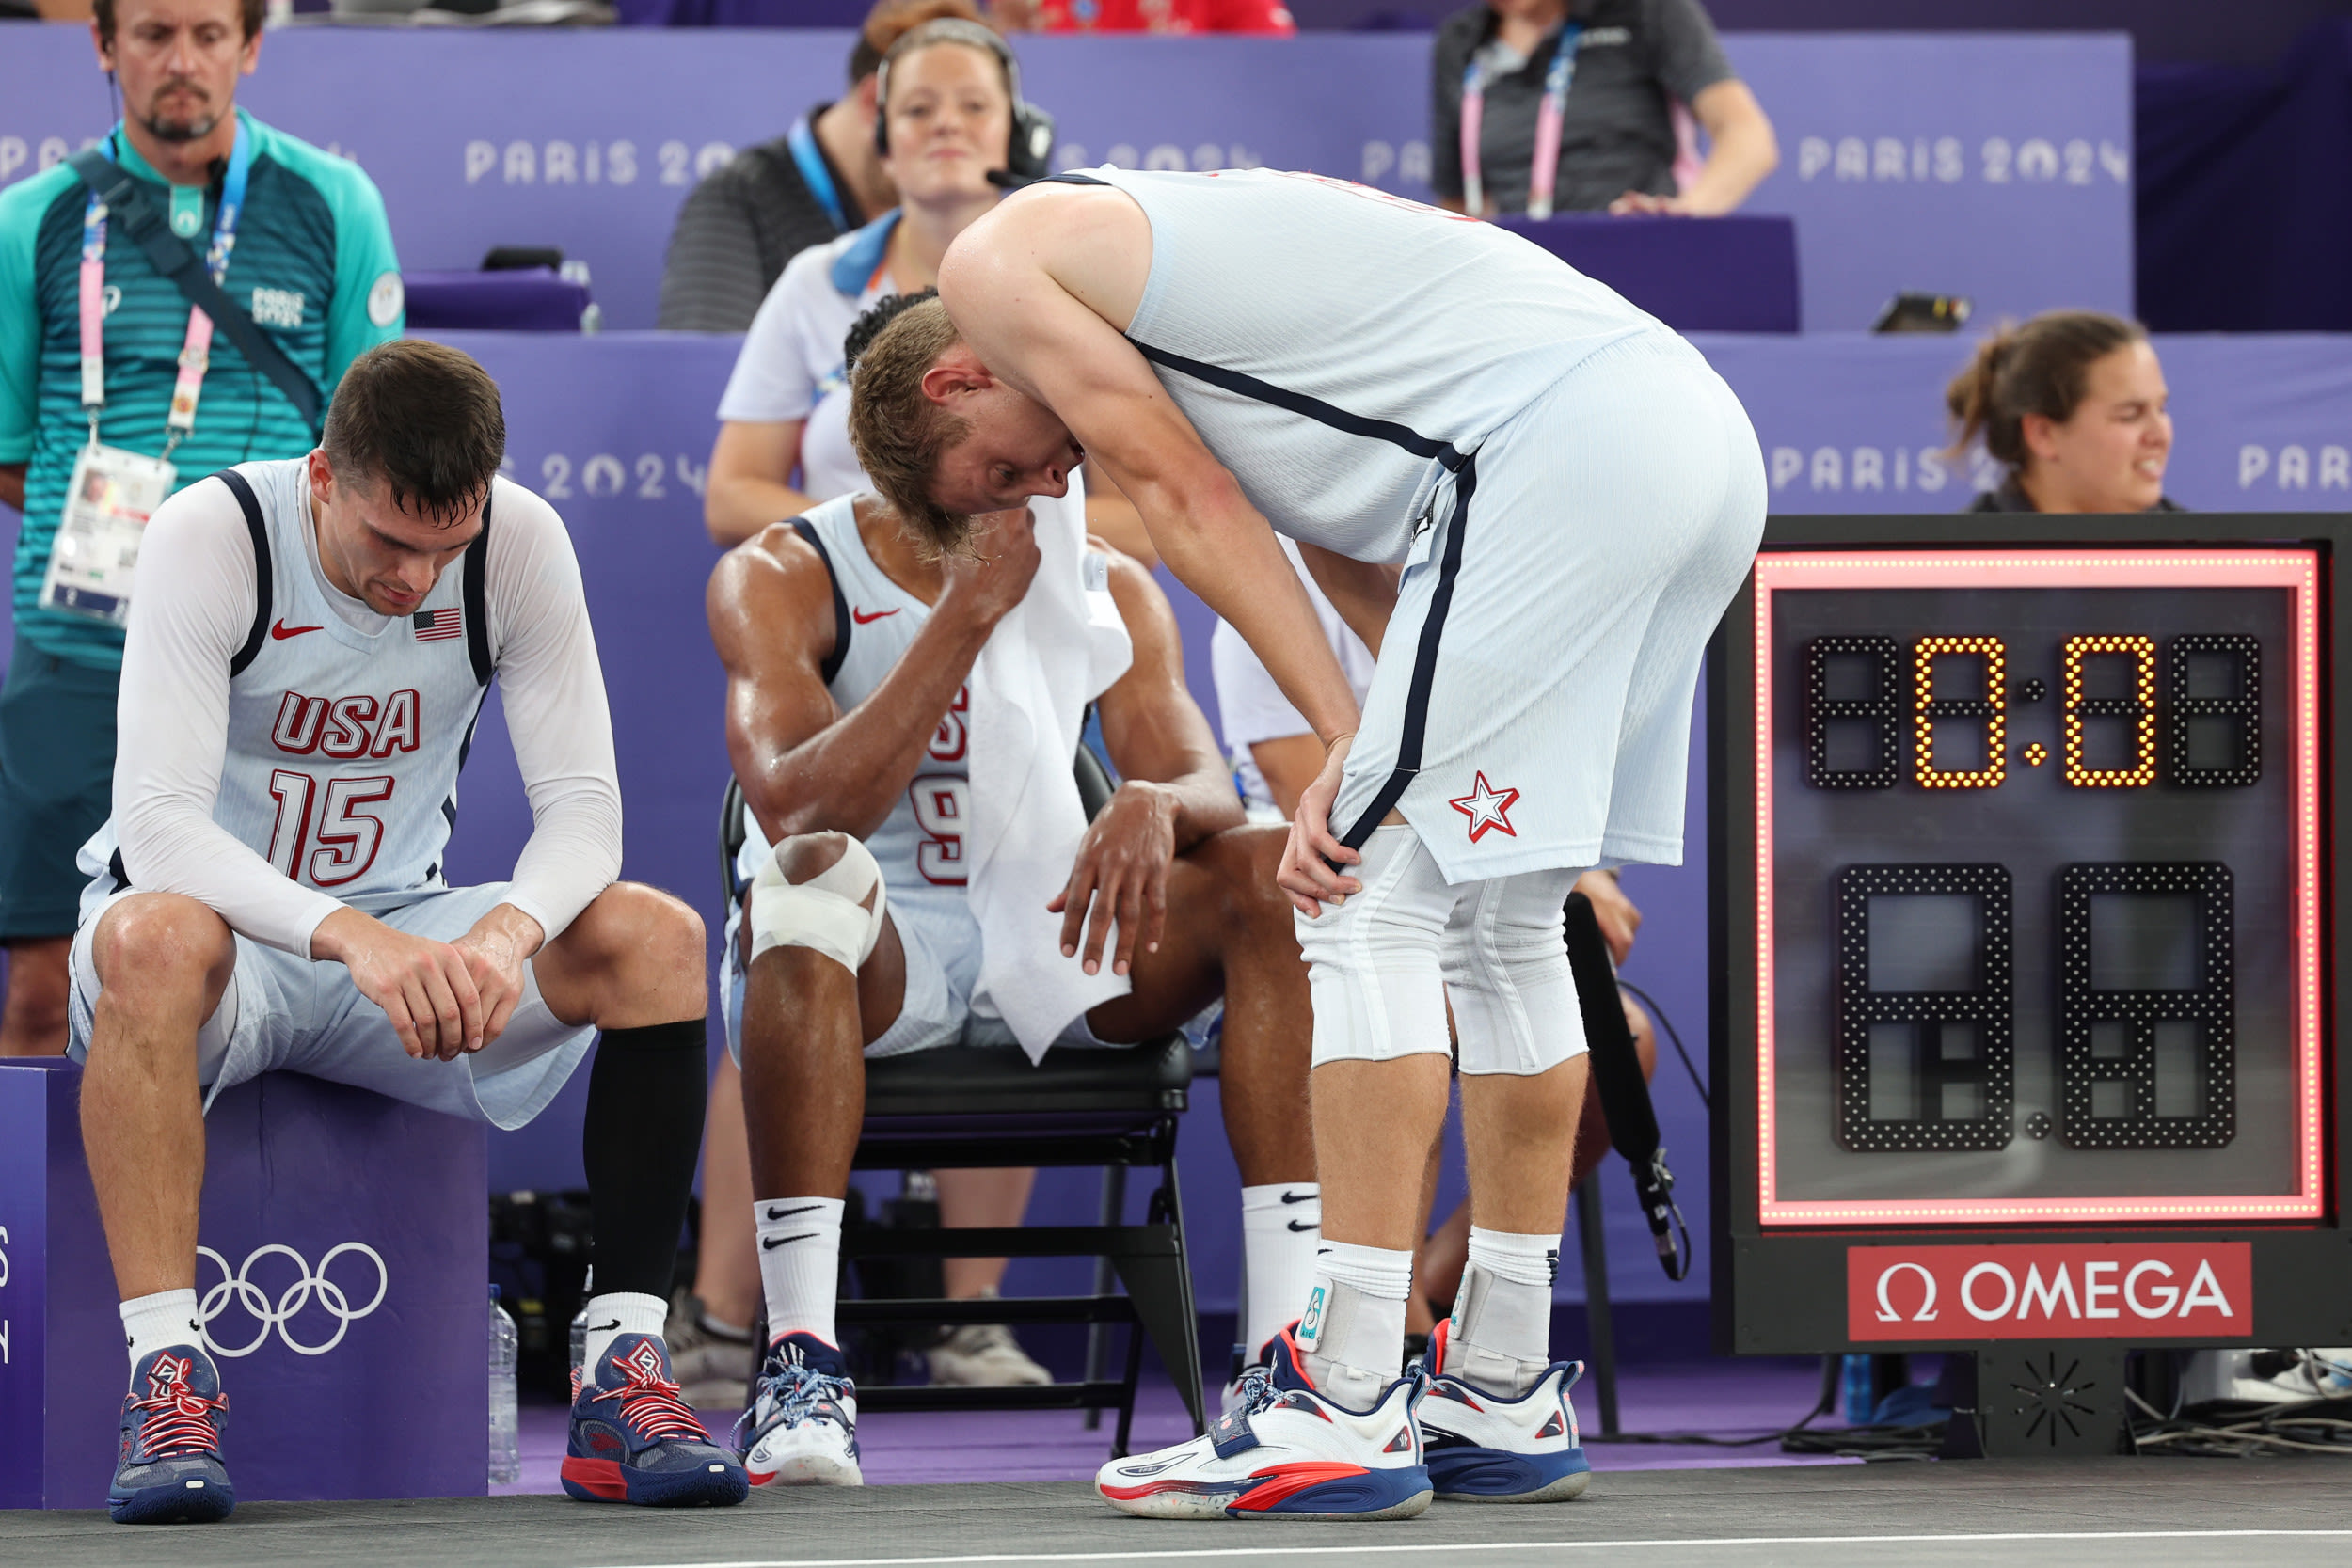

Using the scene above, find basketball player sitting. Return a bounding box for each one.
[70,342,748,1523]
[708,415,1317,1488]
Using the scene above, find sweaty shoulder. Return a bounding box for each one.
[944,180,1152,334]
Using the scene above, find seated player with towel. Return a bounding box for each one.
[68,342,747,1524]
[709,293,1320,1488]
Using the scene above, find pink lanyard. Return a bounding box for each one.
[78,122,252,455]
[1460,22,1581,220]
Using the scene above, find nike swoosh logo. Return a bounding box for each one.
[850,607,899,624]
[1279,1190,1316,1205]
[592,1319,620,1333]
[270,620,324,640]
[764,1203,824,1221]
[762,1232,817,1250]
[1287,1218,1317,1232]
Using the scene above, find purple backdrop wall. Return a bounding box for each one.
[0,28,2130,332]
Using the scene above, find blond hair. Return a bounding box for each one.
[847,293,976,554]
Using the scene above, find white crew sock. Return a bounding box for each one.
[1446,1227,1561,1396]
[581,1291,669,1375]
[1239,1183,1321,1364]
[1295,1240,1412,1409]
[755,1196,844,1348]
[120,1288,206,1379]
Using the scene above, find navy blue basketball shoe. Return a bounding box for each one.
[110,1346,235,1524]
[564,1333,750,1507]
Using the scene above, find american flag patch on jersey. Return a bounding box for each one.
[412,607,462,642]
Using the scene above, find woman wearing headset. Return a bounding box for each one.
[682,19,1074,1403]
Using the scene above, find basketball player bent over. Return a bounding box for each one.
[71,342,747,1523]
[848,169,1765,1518]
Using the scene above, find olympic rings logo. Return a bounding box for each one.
[195,1243,389,1358]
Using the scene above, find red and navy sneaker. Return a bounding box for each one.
[110,1346,234,1524]
[1416,1317,1592,1503]
[1095,1328,1432,1520]
[564,1333,750,1507]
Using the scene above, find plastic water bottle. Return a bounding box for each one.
[1840,1354,1876,1424]
[489,1286,520,1484]
[569,1265,595,1383]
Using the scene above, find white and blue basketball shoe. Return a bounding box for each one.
[1415,1317,1592,1503]
[1096,1328,1432,1520]
[737,1332,862,1487]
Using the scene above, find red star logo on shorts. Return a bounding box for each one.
[1448,771,1520,842]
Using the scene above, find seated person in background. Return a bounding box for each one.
[991,0,1295,36]
[702,15,1155,562]
[709,372,1317,1484]
[1947,310,2179,514]
[656,0,977,332]
[1431,0,1776,219]
[679,19,1157,1404]
[70,342,745,1522]
[1206,545,1657,1360]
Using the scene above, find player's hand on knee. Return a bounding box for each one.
[451,924,531,1049]
[1278,735,1362,916]
[314,909,485,1061]
[1050,781,1177,976]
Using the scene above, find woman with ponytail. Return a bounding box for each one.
[1946,310,2180,514]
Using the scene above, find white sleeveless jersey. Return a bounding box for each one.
[733,494,977,906]
[86,458,498,912]
[1075,166,1663,564]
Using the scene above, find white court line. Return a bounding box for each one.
[589,1528,2352,1568]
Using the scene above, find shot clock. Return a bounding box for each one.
[1710,515,2352,1415]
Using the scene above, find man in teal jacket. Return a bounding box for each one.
[0,0,401,1055]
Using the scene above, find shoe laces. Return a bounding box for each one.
[736,1356,853,1449]
[1230,1361,1280,1416]
[589,1350,708,1442]
[131,1382,227,1460]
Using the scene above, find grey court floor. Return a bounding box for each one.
[8,1462,2352,1568]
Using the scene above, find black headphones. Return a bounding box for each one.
[873,19,1056,185]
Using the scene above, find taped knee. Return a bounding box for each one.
[1440,879,1584,1075]
[748,834,887,975]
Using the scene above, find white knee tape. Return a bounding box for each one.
[1440,868,1587,1076]
[1295,827,1456,1068]
[748,836,887,974]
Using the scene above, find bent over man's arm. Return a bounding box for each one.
[940,198,1370,903]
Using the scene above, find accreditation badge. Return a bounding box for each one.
[37,442,176,625]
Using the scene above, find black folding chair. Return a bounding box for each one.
[719,748,1207,1454]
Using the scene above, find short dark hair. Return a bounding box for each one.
[849,0,985,85]
[95,0,265,48]
[322,341,506,527]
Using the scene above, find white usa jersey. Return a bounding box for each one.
[83,458,498,916]
[1069,166,1666,565]
[732,493,977,907]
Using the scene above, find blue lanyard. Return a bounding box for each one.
[79,119,254,443]
[786,115,850,235]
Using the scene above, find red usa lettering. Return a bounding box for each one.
[271,690,422,760]
[1847,1243,2249,1341]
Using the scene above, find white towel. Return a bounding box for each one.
[966,482,1136,1062]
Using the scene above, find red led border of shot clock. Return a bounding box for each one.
[1752,549,2323,1227]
